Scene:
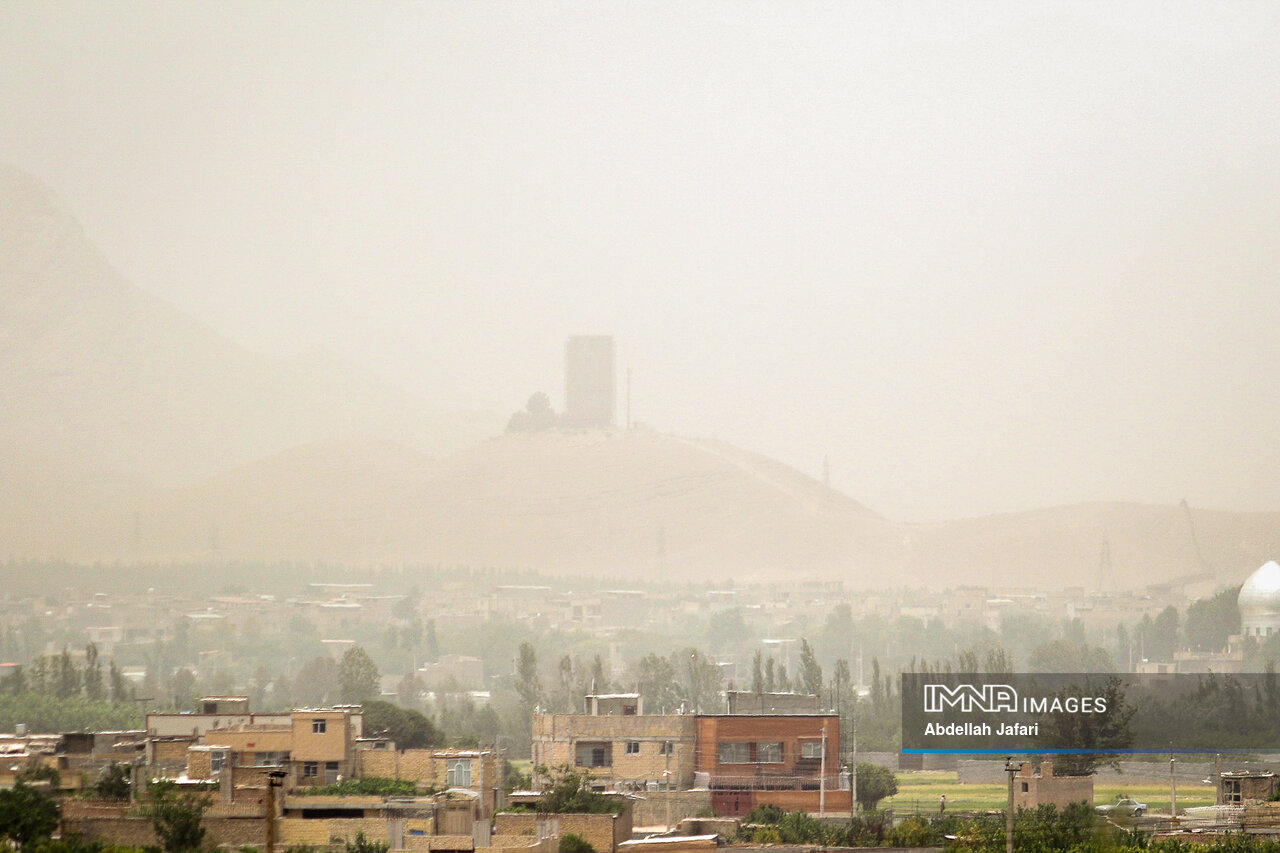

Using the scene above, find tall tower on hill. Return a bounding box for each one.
[563,335,615,428]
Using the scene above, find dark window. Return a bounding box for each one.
[659,741,674,755]
[1022,782,1029,793]
[312,719,327,734]
[625,742,640,755]
[303,762,318,777]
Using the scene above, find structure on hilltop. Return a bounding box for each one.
[563,335,615,428]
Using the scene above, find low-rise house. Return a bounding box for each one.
[694,714,849,816]
[185,706,364,787]
[1219,770,1279,805]
[1011,762,1093,811]
[532,695,696,791]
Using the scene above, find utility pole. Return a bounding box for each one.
[1170,750,1178,824]
[819,723,827,816]
[1005,758,1020,853]
[851,704,858,813]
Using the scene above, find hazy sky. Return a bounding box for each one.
[3,1,1279,521]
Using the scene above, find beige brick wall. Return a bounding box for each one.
[355,750,502,816]
[494,809,632,853]
[219,728,294,755]
[62,814,266,848]
[628,790,712,827]
[278,817,390,846]
[153,739,195,768]
[532,716,695,788]
[406,835,474,851]
[292,711,354,763]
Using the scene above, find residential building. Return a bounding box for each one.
[532,695,696,790]
[693,714,849,816]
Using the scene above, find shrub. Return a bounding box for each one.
[558,834,595,853]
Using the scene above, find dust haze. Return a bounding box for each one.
[2,2,1278,558]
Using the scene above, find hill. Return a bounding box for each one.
[3,162,1275,588]
[77,431,1280,590]
[0,163,499,500]
[904,502,1280,591]
[101,430,904,580]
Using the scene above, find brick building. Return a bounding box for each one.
[1011,762,1093,811]
[532,695,695,790]
[694,714,849,816]
[185,706,364,787]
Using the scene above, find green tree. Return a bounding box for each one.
[798,639,823,696]
[1036,676,1135,775]
[0,782,59,847]
[1027,639,1115,673]
[535,765,623,814]
[515,643,542,709]
[362,700,443,749]
[337,646,380,704]
[854,762,898,811]
[83,643,105,702]
[93,762,132,800]
[1185,586,1242,651]
[295,656,338,707]
[632,654,679,712]
[676,648,722,713]
[143,780,211,853]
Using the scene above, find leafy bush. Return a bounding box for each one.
[532,765,625,815]
[343,833,388,853]
[740,803,785,825]
[93,763,131,800]
[141,780,211,853]
[557,834,595,853]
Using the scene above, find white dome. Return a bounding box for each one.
[1238,561,1280,638]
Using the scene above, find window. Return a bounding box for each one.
[574,742,611,767]
[303,761,318,778]
[1225,779,1242,804]
[625,742,641,755]
[209,750,226,773]
[312,719,327,734]
[756,742,782,763]
[1022,782,1029,793]
[447,758,472,787]
[623,705,638,715]
[718,742,750,764]
[256,751,288,767]
[659,741,674,755]
[800,741,823,760]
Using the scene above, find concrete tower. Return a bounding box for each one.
[563,335,615,428]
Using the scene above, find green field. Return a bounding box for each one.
[886,771,1216,816]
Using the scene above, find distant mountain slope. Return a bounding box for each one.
[94,432,1279,588]
[0,163,500,495]
[112,430,904,579]
[903,502,1280,590]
